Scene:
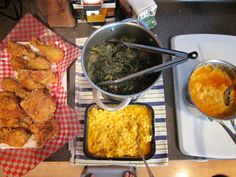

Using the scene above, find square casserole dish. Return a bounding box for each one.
[83,103,156,161]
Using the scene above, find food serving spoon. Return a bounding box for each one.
[97,41,198,86]
[223,82,236,106]
[136,135,154,177]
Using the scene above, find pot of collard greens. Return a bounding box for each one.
[81,19,163,111]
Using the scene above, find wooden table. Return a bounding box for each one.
[1,160,235,177]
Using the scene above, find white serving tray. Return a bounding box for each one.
[171,34,236,159]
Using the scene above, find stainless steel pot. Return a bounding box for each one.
[81,19,163,111]
[186,59,236,144]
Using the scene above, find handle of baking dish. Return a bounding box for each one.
[93,89,131,111]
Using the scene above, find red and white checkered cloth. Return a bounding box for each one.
[0,14,80,177]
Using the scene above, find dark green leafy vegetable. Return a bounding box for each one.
[87,39,159,95]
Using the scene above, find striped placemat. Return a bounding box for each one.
[69,38,168,166]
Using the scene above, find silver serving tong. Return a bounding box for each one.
[97,40,198,86]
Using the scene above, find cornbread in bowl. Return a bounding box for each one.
[83,103,155,160]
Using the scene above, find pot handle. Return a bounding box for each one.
[217,121,236,144]
[122,18,148,29]
[122,18,164,48]
[93,89,132,111]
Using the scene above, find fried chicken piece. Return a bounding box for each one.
[8,40,28,57]
[11,56,29,71]
[28,56,51,70]
[11,55,51,71]
[0,127,9,142]
[1,77,29,98]
[17,69,57,90]
[0,91,18,99]
[20,90,56,123]
[0,92,33,128]
[0,117,22,128]
[0,94,25,120]
[0,128,31,147]
[0,93,33,129]
[0,116,33,129]
[29,70,57,85]
[17,115,34,129]
[0,91,20,105]
[31,119,59,146]
[8,40,36,59]
[24,45,37,60]
[17,73,44,90]
[30,37,64,63]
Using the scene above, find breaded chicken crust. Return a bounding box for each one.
[20,90,56,123]
[11,56,51,71]
[8,40,36,59]
[28,56,51,70]
[11,56,29,71]
[1,77,29,98]
[0,94,25,120]
[31,119,59,146]
[0,91,33,128]
[0,128,31,147]
[17,69,57,90]
[30,37,64,63]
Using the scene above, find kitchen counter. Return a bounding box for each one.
[1,160,236,177]
[1,0,236,162]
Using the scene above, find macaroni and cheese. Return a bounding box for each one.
[86,105,153,158]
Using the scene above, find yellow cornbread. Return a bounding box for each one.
[87,105,153,158]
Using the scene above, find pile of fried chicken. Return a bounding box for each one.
[0,38,64,147]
